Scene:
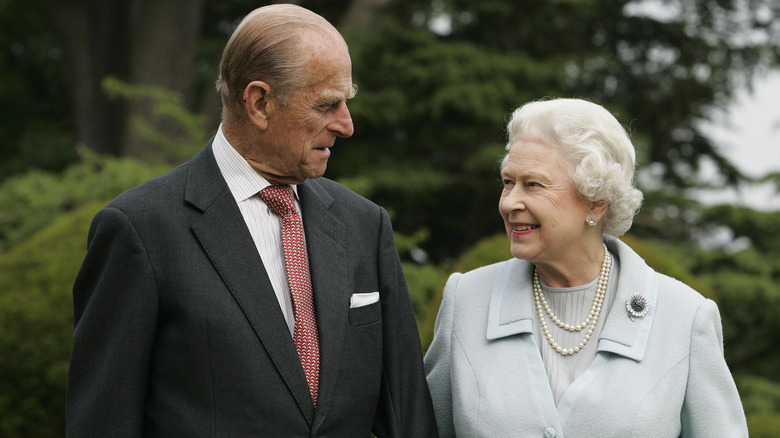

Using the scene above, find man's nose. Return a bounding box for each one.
[331,103,354,138]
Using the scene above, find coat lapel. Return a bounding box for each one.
[597,237,658,362]
[297,178,348,424]
[486,258,535,340]
[484,258,563,433]
[184,143,315,422]
[486,238,658,361]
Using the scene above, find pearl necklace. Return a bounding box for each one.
[533,243,612,356]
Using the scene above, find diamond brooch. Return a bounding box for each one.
[626,293,649,321]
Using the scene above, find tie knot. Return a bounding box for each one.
[259,185,296,217]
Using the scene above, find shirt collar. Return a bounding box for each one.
[212,124,300,203]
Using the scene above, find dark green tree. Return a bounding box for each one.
[0,0,73,177]
[328,0,780,260]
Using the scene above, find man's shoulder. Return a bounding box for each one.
[305,177,378,209]
[108,142,216,211]
[306,176,362,196]
[107,161,190,211]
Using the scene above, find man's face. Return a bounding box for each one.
[254,37,355,185]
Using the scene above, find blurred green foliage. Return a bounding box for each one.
[738,375,780,416]
[0,148,171,253]
[0,201,102,437]
[0,149,170,436]
[102,76,207,163]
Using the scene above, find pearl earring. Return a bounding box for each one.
[586,217,597,227]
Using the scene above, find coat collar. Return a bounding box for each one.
[486,237,657,362]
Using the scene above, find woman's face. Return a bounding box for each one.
[498,140,596,266]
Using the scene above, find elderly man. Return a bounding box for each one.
[66,4,437,437]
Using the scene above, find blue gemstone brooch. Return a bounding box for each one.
[626,293,650,321]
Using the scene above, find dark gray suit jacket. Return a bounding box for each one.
[67,142,437,437]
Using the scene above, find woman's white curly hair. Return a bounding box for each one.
[502,98,643,237]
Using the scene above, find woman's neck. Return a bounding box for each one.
[534,241,606,288]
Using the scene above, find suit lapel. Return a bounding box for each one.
[298,179,348,423]
[184,143,315,422]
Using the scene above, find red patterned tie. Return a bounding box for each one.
[259,184,320,406]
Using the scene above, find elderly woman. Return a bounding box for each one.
[424,98,748,437]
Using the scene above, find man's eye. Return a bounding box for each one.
[318,102,340,112]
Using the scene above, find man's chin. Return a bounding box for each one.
[302,165,328,181]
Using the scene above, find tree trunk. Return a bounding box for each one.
[124,0,206,161]
[43,0,380,159]
[42,0,205,160]
[338,0,391,33]
[42,0,132,156]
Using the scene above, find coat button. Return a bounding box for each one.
[544,427,556,438]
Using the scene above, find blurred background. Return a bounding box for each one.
[1,0,779,435]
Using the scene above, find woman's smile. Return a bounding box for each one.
[510,223,540,236]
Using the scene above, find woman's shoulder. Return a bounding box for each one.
[654,271,713,315]
[453,258,525,286]
[610,236,711,309]
[443,258,528,303]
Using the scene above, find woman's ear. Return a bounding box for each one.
[589,200,609,222]
[243,81,273,130]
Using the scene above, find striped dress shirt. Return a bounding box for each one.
[212,124,300,336]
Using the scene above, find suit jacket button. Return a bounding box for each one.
[544,427,557,438]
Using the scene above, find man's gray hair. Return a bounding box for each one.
[215,4,347,120]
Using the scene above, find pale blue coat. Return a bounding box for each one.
[424,237,748,437]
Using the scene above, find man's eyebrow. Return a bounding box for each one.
[320,84,358,104]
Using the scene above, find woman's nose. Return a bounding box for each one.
[500,186,527,212]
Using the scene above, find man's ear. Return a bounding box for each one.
[243,81,273,130]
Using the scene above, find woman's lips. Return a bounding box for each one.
[510,223,539,236]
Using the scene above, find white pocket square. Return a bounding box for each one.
[350,291,379,308]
